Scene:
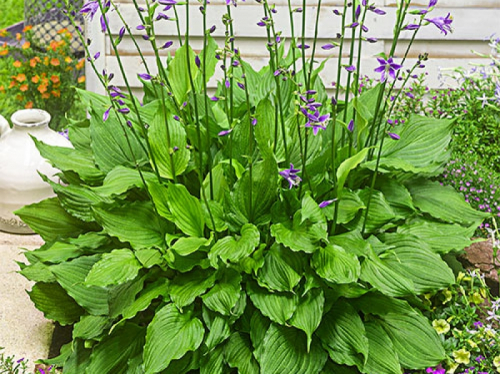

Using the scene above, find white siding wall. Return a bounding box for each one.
[85,0,500,95]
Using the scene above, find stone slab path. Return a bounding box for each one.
[0,232,53,372]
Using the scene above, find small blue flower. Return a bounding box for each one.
[279,164,301,189]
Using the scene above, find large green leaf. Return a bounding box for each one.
[289,288,325,352]
[406,178,488,227]
[363,322,401,374]
[224,333,260,374]
[230,157,279,226]
[364,115,453,175]
[270,211,320,254]
[51,255,109,315]
[379,233,455,293]
[168,43,198,104]
[86,323,145,374]
[169,269,216,309]
[398,220,474,253]
[28,282,84,325]
[202,268,242,316]
[257,244,303,292]
[337,148,369,195]
[73,315,111,340]
[171,237,212,257]
[90,108,148,173]
[203,309,231,352]
[209,224,260,266]
[259,324,328,374]
[377,312,445,369]
[121,278,169,320]
[360,249,415,297]
[15,198,90,242]
[85,249,142,287]
[247,282,298,325]
[93,201,167,249]
[148,100,190,179]
[92,165,156,197]
[317,299,368,369]
[349,189,399,234]
[33,138,105,184]
[311,244,361,285]
[167,183,205,237]
[144,304,204,374]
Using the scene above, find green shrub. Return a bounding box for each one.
[15,1,489,373]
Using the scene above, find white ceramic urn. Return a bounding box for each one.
[0,109,72,234]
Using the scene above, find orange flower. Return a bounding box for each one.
[8,80,16,89]
[0,29,7,37]
[78,76,86,84]
[43,56,49,66]
[25,101,33,109]
[76,59,85,70]
[0,47,7,56]
[0,85,5,93]
[64,56,73,64]
[13,60,22,68]
[15,73,26,82]
[50,75,60,84]
[50,58,60,66]
[22,41,30,49]
[19,84,29,92]
[37,84,48,94]
[32,75,40,84]
[57,28,68,34]
[51,90,61,98]
[22,25,33,33]
[30,58,38,68]
[49,40,58,51]
[15,33,21,41]
[41,92,50,99]
[16,94,23,101]
[53,81,61,88]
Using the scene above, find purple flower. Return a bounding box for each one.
[161,41,174,49]
[218,129,233,136]
[195,55,201,68]
[158,0,177,4]
[404,24,420,31]
[388,132,400,140]
[279,164,301,189]
[322,43,336,50]
[374,57,402,82]
[348,119,354,132]
[319,200,336,208]
[345,65,356,72]
[301,109,330,135]
[100,14,108,33]
[80,1,99,21]
[425,13,453,35]
[138,73,152,80]
[103,106,111,122]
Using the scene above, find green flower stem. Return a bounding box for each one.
[333,0,348,150]
[98,1,162,181]
[173,5,183,47]
[201,2,214,200]
[184,2,216,234]
[262,1,288,162]
[306,0,322,91]
[226,5,235,171]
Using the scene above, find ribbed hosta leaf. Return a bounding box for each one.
[200,346,225,374]
[317,299,368,369]
[28,282,84,325]
[122,278,169,320]
[363,322,401,374]
[73,315,111,340]
[360,250,414,297]
[407,178,488,227]
[364,115,452,175]
[289,288,324,351]
[271,210,320,253]
[170,269,216,308]
[90,108,148,173]
[203,311,231,351]
[329,230,370,257]
[312,245,361,284]
[398,220,474,253]
[86,323,145,374]
[247,282,298,325]
[148,100,190,179]
[92,166,156,197]
[379,234,454,293]
[376,176,415,215]
[351,189,399,233]
[377,312,445,369]
[51,255,109,315]
[202,268,241,316]
[93,201,167,249]
[85,249,142,287]
[167,183,205,237]
[335,190,366,224]
[144,304,204,374]
[224,333,260,374]
[15,198,90,242]
[336,148,369,195]
[260,324,328,374]
[172,237,212,256]
[257,244,303,292]
[209,224,260,266]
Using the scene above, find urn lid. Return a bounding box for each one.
[11,109,51,128]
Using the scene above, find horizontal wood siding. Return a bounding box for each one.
[86,1,500,94]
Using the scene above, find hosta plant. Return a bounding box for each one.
[15,0,490,373]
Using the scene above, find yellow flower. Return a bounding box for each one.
[432,319,450,335]
[470,291,484,305]
[457,272,466,282]
[446,362,459,374]
[453,348,470,364]
[467,339,477,349]
[494,355,500,367]
[442,289,453,304]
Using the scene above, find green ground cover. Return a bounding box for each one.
[0,0,24,28]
